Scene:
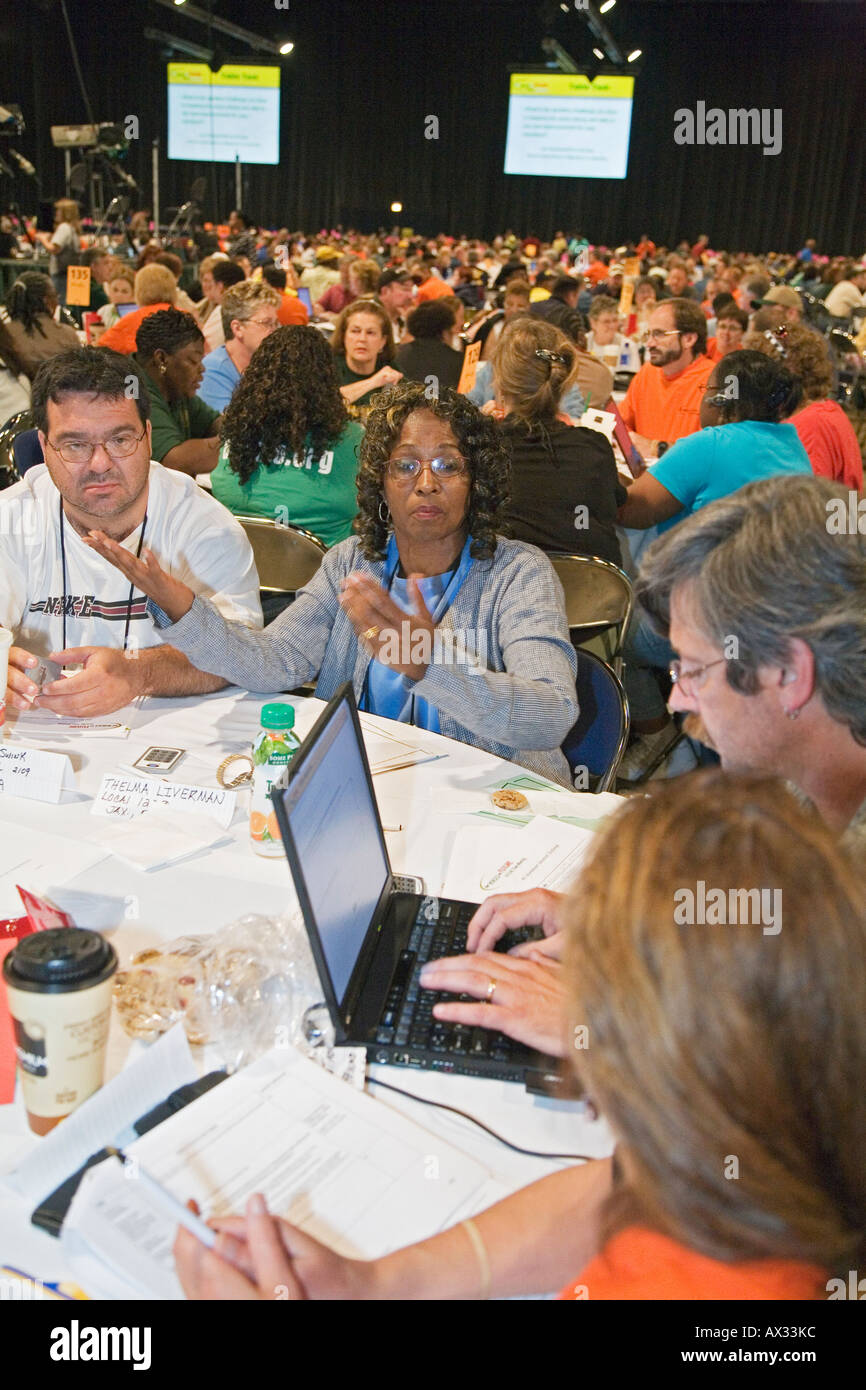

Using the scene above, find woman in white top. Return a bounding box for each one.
[36,199,82,305]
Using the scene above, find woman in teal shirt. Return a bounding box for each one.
[211,326,364,549]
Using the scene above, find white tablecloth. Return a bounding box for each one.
[0,689,615,1289]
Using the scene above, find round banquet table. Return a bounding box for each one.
[0,688,618,1294]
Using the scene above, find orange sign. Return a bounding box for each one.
[618,280,634,317]
[624,257,641,277]
[457,340,482,395]
[66,265,91,306]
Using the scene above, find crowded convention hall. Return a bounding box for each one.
[0,0,864,1338]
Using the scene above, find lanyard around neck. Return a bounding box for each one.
[58,495,148,654]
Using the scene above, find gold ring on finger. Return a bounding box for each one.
[486,978,497,1003]
[362,626,380,644]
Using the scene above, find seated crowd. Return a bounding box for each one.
[1,212,865,1301]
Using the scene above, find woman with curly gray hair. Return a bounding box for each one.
[85,381,579,784]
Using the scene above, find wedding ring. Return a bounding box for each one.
[486,978,497,1003]
[362,626,380,644]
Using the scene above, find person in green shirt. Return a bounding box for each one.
[211,324,364,549]
[131,307,222,476]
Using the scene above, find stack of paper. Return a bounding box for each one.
[59,1045,502,1299]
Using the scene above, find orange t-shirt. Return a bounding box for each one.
[415,276,453,303]
[620,354,714,443]
[586,260,610,286]
[97,303,173,355]
[277,292,309,327]
[560,1227,828,1301]
[794,398,863,491]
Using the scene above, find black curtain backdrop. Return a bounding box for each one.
[2,0,865,251]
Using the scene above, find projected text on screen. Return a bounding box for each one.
[504,73,634,180]
[168,64,280,166]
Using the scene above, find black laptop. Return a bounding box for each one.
[271,684,560,1085]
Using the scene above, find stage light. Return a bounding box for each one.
[390,202,403,213]
[627,49,642,62]
[559,3,568,11]
[592,47,604,60]
[599,1,616,13]
[174,0,186,7]
[279,42,294,54]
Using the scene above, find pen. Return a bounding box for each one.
[105,1147,217,1249]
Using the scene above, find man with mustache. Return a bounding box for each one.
[0,347,261,718]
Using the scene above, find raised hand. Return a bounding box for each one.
[82,532,194,624]
[339,572,436,681]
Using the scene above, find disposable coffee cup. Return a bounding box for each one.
[2,928,117,1134]
[0,626,11,728]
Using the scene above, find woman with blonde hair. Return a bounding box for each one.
[172,771,866,1300]
[96,263,180,355]
[492,316,625,564]
[36,198,81,304]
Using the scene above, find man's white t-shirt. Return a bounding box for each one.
[0,461,262,660]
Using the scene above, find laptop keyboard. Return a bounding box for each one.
[375,897,543,1059]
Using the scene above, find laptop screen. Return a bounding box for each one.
[297,286,313,315]
[277,695,390,1003]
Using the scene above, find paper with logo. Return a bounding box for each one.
[91,772,237,830]
[442,815,596,903]
[0,746,76,804]
[7,700,142,742]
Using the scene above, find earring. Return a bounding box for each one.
[784,707,800,720]
[159,364,167,374]
[378,500,390,525]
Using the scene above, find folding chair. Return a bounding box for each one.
[548,552,633,676]
[561,647,630,793]
[0,409,38,487]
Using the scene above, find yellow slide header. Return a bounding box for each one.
[509,73,633,98]
[168,63,281,89]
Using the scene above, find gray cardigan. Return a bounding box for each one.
[155,535,578,787]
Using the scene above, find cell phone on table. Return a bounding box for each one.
[132,746,185,773]
[393,874,424,894]
[609,399,646,479]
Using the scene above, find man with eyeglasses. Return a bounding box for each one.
[0,347,261,718]
[421,475,866,1057]
[198,280,282,413]
[620,299,714,459]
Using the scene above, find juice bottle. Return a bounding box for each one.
[250,703,300,857]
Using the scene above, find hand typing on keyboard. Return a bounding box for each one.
[418,950,568,1058]
[465,888,566,956]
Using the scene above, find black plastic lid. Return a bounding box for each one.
[2,928,117,993]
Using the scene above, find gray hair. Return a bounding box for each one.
[635,475,866,745]
[220,279,281,339]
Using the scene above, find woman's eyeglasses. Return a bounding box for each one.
[668,656,726,696]
[45,425,147,466]
[386,455,467,481]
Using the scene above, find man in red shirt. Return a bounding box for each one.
[620,299,714,457]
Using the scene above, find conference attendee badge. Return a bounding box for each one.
[0,746,76,803]
[66,265,92,306]
[457,340,482,394]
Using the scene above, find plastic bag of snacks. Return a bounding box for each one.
[112,913,325,1071]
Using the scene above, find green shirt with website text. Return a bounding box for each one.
[210,420,364,548]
